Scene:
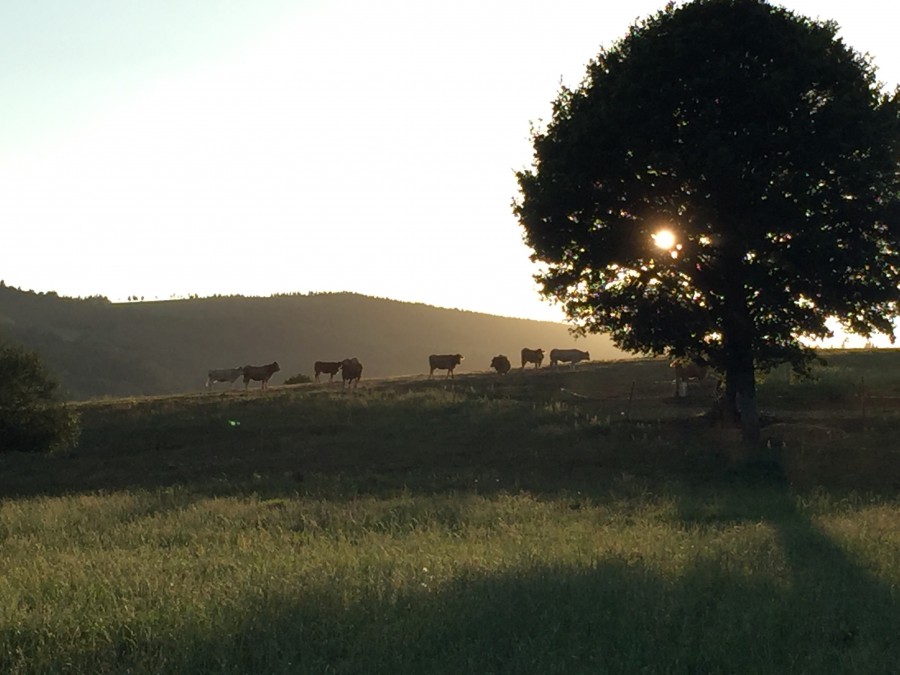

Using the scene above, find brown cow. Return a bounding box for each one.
[521,348,544,369]
[242,362,280,390]
[314,361,343,383]
[490,355,511,375]
[429,354,463,378]
[671,359,708,396]
[340,358,363,388]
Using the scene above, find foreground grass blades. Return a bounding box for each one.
[0,488,896,674]
[0,352,898,673]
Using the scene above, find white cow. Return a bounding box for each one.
[206,367,243,390]
[549,349,590,367]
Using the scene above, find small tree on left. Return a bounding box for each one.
[0,342,80,453]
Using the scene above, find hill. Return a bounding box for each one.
[0,284,625,399]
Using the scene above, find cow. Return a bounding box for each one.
[242,361,280,390]
[521,347,545,369]
[340,357,363,388]
[206,367,243,390]
[490,355,511,375]
[549,348,590,368]
[429,353,463,378]
[671,359,709,397]
[314,361,343,383]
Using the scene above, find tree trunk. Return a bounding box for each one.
[719,251,761,442]
[717,351,760,441]
[734,358,760,442]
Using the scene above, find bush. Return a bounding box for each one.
[0,342,80,452]
[284,373,312,385]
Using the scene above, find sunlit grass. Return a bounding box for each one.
[0,486,897,674]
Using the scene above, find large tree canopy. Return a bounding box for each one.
[515,0,900,439]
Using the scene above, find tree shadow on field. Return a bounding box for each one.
[673,467,899,674]
[15,471,897,674]
[28,524,899,675]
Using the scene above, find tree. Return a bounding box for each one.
[514,0,900,440]
[0,342,80,453]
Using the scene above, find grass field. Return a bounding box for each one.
[0,352,898,673]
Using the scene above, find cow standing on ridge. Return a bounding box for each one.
[549,349,590,368]
[429,354,463,378]
[521,348,545,369]
[314,361,343,383]
[206,367,243,390]
[340,358,363,388]
[242,362,280,390]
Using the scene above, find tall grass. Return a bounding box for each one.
[1,487,896,674]
[0,352,898,673]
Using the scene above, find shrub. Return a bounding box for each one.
[284,373,312,385]
[0,342,80,452]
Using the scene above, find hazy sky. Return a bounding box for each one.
[2,0,898,323]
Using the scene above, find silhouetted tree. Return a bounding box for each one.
[515,0,900,440]
[0,342,80,452]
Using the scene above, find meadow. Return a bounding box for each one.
[0,353,898,674]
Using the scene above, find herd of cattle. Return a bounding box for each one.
[206,362,281,390]
[489,347,591,374]
[206,349,710,396]
[205,347,595,391]
[314,358,362,385]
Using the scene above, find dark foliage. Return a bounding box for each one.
[515,0,900,439]
[0,342,80,453]
[284,373,313,385]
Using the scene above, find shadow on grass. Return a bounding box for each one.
[2,421,897,673]
[9,501,897,674]
[673,466,899,675]
[1,413,895,504]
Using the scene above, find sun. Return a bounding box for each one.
[652,229,677,250]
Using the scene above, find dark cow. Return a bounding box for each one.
[490,355,511,375]
[340,358,363,388]
[314,361,343,383]
[429,353,463,378]
[671,359,709,396]
[549,348,590,367]
[242,361,280,390]
[521,347,544,369]
[206,367,242,390]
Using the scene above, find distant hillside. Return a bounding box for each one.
[0,285,627,399]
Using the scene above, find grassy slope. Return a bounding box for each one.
[0,286,624,399]
[0,353,898,673]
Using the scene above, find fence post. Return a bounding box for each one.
[626,380,635,421]
[859,377,866,421]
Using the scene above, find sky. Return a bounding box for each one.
[2,0,898,326]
